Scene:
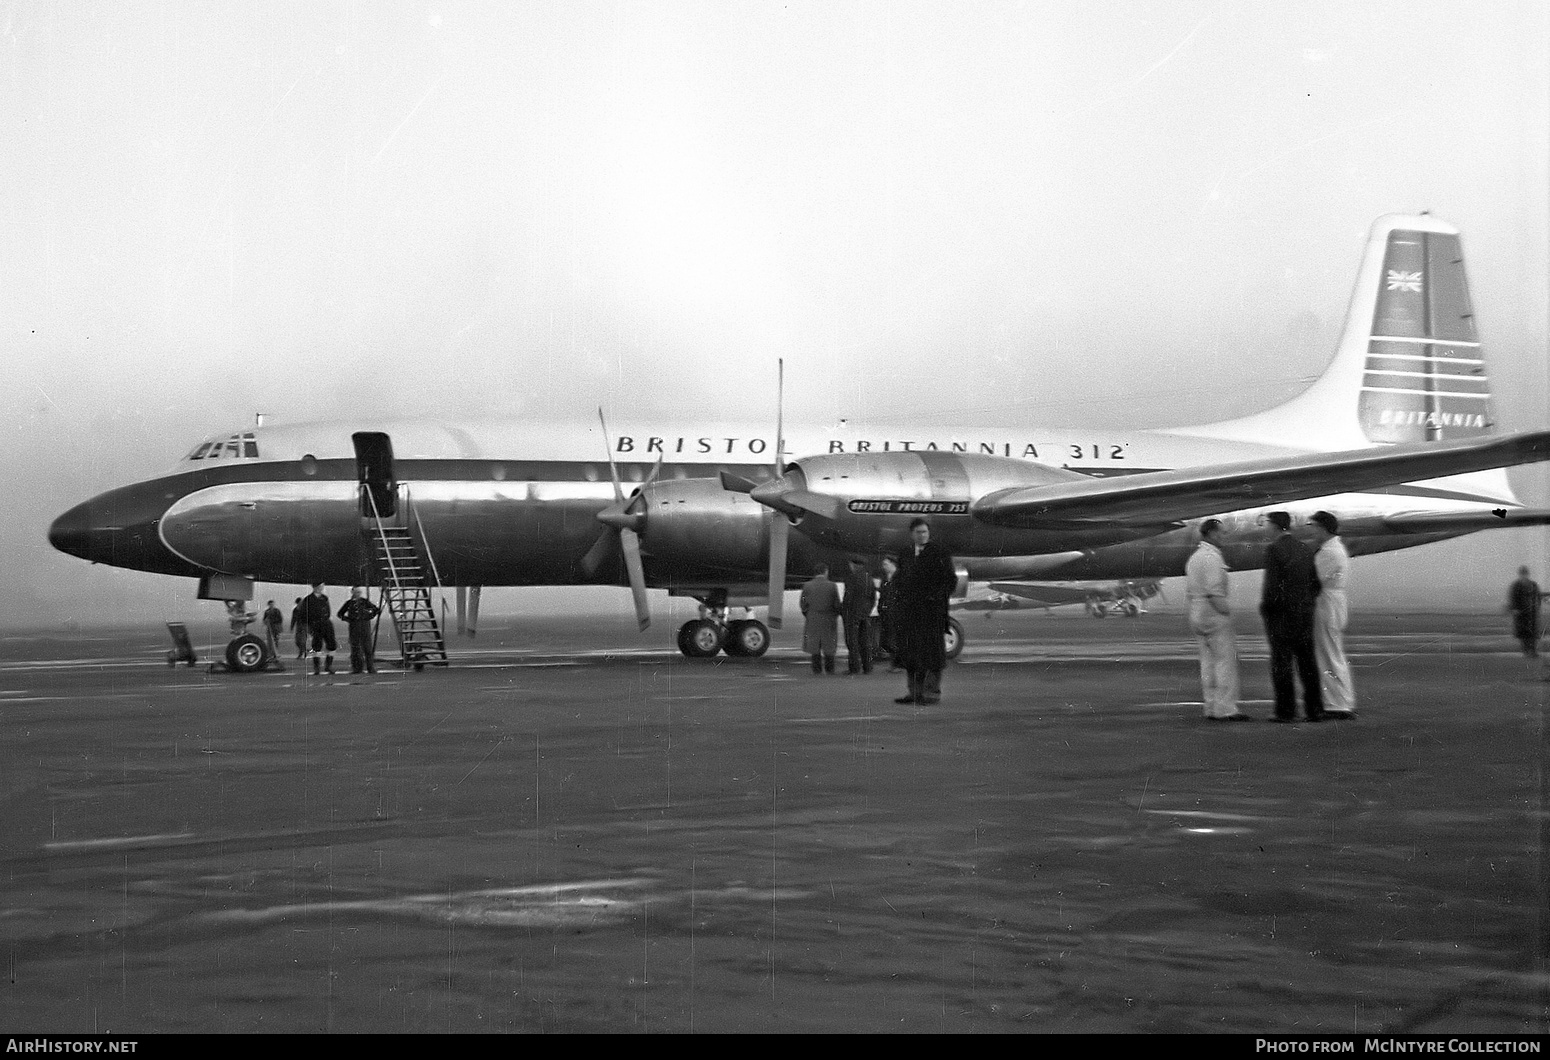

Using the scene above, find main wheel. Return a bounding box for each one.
[225,634,268,673]
[944,617,965,661]
[681,619,725,658]
[728,619,770,657]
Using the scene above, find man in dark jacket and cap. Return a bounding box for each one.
[1259,511,1324,722]
[299,581,337,675]
[892,519,958,705]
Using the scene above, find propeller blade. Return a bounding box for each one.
[641,454,665,490]
[597,407,624,503]
[620,528,650,630]
[764,357,788,628]
[579,527,619,577]
[767,510,788,629]
[467,585,482,638]
[596,409,654,627]
[720,470,757,494]
[774,358,785,475]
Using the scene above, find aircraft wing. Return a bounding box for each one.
[970,430,1550,529]
[1375,509,1550,534]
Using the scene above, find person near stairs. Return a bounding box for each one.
[299,582,337,674]
[337,587,382,674]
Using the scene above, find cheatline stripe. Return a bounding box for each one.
[1366,351,1484,365]
[1363,370,1489,382]
[1360,387,1492,399]
[1369,335,1480,347]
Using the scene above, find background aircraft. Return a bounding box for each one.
[48,214,1550,669]
[953,579,1165,618]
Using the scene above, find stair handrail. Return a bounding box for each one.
[404,487,449,658]
[404,485,446,593]
[364,485,408,594]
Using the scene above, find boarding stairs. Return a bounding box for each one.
[364,490,450,670]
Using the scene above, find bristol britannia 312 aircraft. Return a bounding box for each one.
[48,214,1550,670]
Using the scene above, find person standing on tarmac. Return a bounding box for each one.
[893,519,957,706]
[337,587,382,674]
[290,597,309,659]
[1309,511,1355,719]
[1186,518,1246,721]
[877,555,901,671]
[262,600,285,660]
[1506,566,1543,657]
[1258,512,1323,723]
[300,582,337,675]
[799,564,842,675]
[841,557,877,675]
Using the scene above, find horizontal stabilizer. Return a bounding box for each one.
[971,430,1550,529]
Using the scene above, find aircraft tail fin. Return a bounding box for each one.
[1165,213,1517,504]
[1171,214,1496,450]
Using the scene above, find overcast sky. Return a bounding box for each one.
[3,1,1547,631]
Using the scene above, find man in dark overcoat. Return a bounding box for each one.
[1259,511,1324,722]
[799,564,842,674]
[841,557,877,675]
[1507,566,1543,657]
[893,519,957,705]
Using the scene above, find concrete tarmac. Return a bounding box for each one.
[0,610,1546,1034]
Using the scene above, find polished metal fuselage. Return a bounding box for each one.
[48,417,1522,594]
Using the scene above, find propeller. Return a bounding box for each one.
[766,360,789,629]
[584,409,662,631]
[714,360,792,628]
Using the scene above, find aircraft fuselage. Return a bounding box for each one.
[48,419,1523,594]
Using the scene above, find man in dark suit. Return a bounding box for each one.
[893,518,958,705]
[1259,511,1324,722]
[877,555,901,670]
[841,557,877,675]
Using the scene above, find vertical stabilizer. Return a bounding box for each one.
[1168,214,1496,452]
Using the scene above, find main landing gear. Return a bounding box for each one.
[673,606,962,660]
[675,598,772,658]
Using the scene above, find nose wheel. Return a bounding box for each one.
[224,634,270,673]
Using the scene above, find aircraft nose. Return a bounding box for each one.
[48,502,96,561]
[47,482,200,576]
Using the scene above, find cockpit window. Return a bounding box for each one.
[187,432,259,461]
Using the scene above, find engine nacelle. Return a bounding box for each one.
[634,477,773,577]
[765,451,1151,557]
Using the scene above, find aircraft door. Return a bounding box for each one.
[352,432,397,519]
